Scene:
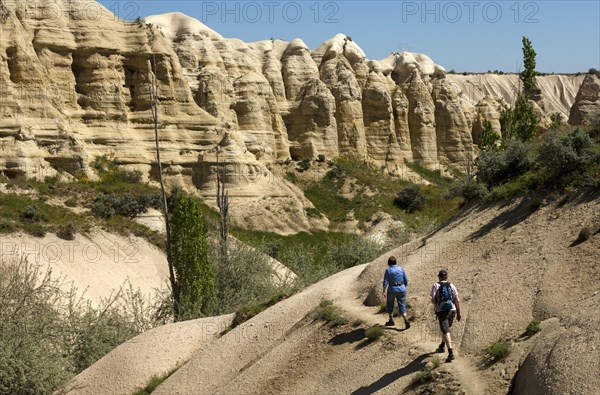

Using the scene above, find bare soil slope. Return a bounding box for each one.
[70,191,600,394]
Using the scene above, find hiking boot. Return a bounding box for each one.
[446,353,455,362]
[436,343,445,353]
[385,319,395,326]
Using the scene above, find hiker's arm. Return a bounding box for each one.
[404,271,408,287]
[382,270,389,297]
[455,294,462,321]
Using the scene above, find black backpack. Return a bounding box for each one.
[436,282,454,311]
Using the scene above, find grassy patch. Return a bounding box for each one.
[316,299,348,327]
[576,226,592,243]
[303,156,461,233]
[132,368,178,395]
[413,369,433,384]
[431,355,442,369]
[365,325,384,341]
[0,192,91,237]
[525,319,541,336]
[486,340,511,362]
[229,291,290,330]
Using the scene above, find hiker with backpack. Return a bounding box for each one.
[382,256,410,329]
[431,269,461,362]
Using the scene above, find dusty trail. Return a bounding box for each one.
[330,264,487,395]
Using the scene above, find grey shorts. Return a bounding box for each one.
[436,310,456,334]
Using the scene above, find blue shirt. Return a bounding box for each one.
[383,265,408,292]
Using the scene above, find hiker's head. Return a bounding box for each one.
[438,269,448,280]
[388,256,397,266]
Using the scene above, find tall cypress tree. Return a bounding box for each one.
[170,194,214,320]
[520,36,537,93]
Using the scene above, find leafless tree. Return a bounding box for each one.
[216,137,230,267]
[150,52,180,317]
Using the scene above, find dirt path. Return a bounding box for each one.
[330,265,487,395]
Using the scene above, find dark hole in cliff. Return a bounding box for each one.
[70,54,88,108]
[6,47,19,83]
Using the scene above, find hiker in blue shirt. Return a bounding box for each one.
[382,256,410,329]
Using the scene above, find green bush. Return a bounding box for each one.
[476,139,533,187]
[414,369,433,384]
[431,355,442,369]
[500,94,538,142]
[0,258,159,395]
[576,226,592,243]
[537,129,597,181]
[316,299,348,327]
[296,159,311,172]
[56,222,75,240]
[525,319,541,336]
[91,192,161,219]
[486,340,511,361]
[365,325,384,341]
[211,240,279,316]
[393,185,426,213]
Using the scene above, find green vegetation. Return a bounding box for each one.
[520,36,538,93]
[132,368,178,395]
[302,156,461,233]
[229,292,288,329]
[170,193,214,320]
[234,230,393,287]
[478,119,500,150]
[431,355,442,369]
[364,325,384,341]
[316,299,348,327]
[525,319,541,336]
[486,340,511,362]
[414,369,433,384]
[0,258,162,395]
[393,184,426,213]
[576,226,592,243]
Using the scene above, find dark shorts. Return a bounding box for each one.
[436,310,456,334]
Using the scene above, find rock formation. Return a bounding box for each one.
[0,3,597,232]
[569,73,600,125]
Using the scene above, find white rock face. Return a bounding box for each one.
[0,5,595,232]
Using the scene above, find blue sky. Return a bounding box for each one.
[98,1,600,72]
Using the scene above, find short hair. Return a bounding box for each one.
[388,256,397,266]
[438,269,448,279]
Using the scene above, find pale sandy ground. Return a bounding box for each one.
[68,191,600,395]
[1,230,169,306]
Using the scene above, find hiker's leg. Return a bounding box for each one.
[443,332,453,349]
[386,291,395,320]
[397,292,408,322]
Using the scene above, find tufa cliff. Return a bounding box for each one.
[0,2,596,232]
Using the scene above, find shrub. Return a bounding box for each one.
[211,240,279,316]
[576,226,592,243]
[537,129,596,181]
[476,139,533,187]
[393,185,426,213]
[478,119,500,151]
[316,299,348,327]
[486,340,511,361]
[529,197,543,212]
[57,222,75,241]
[285,171,298,183]
[296,159,311,172]
[316,154,326,163]
[414,369,433,384]
[0,258,159,394]
[449,177,487,202]
[91,192,160,219]
[431,355,442,369]
[21,204,41,222]
[64,198,78,207]
[365,325,384,341]
[500,94,538,142]
[525,319,541,336]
